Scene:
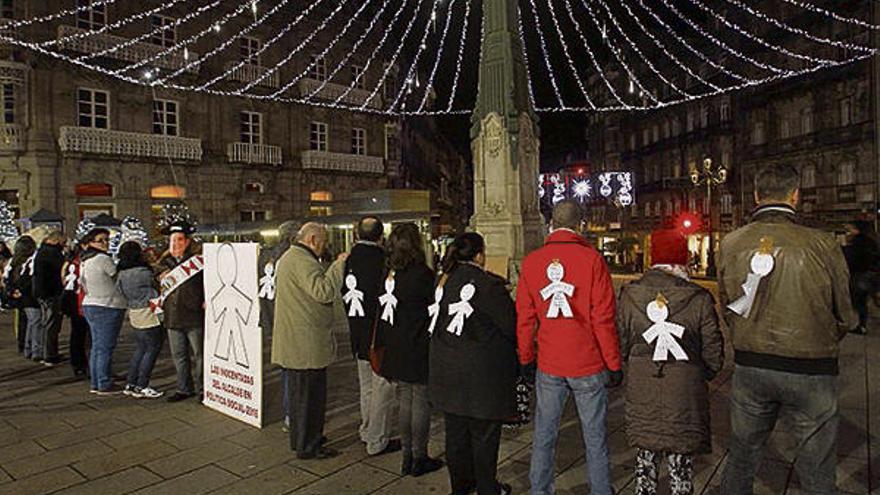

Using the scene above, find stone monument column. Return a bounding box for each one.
[470,0,544,279]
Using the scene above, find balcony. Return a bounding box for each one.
[301,150,384,174]
[0,60,27,86]
[56,25,198,73]
[297,78,382,109]
[224,62,279,89]
[227,142,282,166]
[58,126,202,161]
[0,123,23,152]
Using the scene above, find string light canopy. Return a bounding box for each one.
[1,0,876,116]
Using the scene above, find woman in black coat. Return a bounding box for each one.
[428,233,516,495]
[378,223,444,477]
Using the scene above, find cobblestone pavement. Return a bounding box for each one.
[0,282,877,494]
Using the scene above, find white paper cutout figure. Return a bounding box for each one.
[21,254,35,276]
[1,260,11,282]
[539,261,575,318]
[447,283,475,336]
[551,174,566,205]
[343,274,365,317]
[64,264,78,291]
[258,262,275,301]
[211,243,253,368]
[427,286,444,334]
[728,238,776,318]
[379,275,397,325]
[642,295,688,362]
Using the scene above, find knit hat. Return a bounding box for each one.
[651,228,689,266]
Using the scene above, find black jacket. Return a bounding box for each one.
[428,264,518,420]
[844,233,878,275]
[33,243,65,300]
[7,257,38,309]
[157,244,205,330]
[342,242,386,360]
[379,263,434,384]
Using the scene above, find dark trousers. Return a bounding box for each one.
[722,365,839,494]
[444,412,503,495]
[15,309,26,354]
[39,297,63,360]
[127,327,165,388]
[851,272,874,328]
[287,367,328,457]
[69,313,90,373]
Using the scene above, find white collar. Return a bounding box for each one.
[356,240,381,247]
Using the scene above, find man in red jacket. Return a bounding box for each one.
[516,199,622,495]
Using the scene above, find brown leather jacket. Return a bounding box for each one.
[717,204,857,375]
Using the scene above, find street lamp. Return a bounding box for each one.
[690,157,727,277]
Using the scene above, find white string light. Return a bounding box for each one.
[75,1,221,63]
[156,0,297,85]
[593,0,691,98]
[387,0,444,113]
[5,0,122,29]
[297,0,397,105]
[515,2,538,110]
[524,0,568,108]
[417,0,461,112]
[578,0,659,105]
[39,0,188,47]
[778,0,880,31]
[617,0,718,91]
[543,0,596,109]
[720,0,875,54]
[444,0,473,112]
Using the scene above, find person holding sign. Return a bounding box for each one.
[718,164,858,494]
[156,221,206,403]
[616,229,724,495]
[272,223,347,460]
[515,200,622,495]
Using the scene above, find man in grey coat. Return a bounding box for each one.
[271,223,347,459]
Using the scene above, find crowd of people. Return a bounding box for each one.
[0,162,867,495]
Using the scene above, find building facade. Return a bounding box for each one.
[0,1,467,233]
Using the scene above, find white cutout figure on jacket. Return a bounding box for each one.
[343,274,365,317]
[728,238,776,318]
[539,261,574,318]
[258,262,276,301]
[21,254,35,276]
[64,264,78,291]
[379,275,397,325]
[447,283,475,336]
[427,286,443,334]
[642,294,688,362]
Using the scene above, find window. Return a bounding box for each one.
[240,210,268,222]
[672,163,681,178]
[150,185,185,199]
[240,36,261,65]
[352,65,365,90]
[351,127,366,155]
[663,120,670,139]
[309,55,327,81]
[644,202,651,217]
[76,0,106,30]
[152,99,178,136]
[310,191,333,216]
[240,111,262,144]
[721,151,731,168]
[2,83,13,124]
[652,125,659,143]
[631,204,638,218]
[642,128,650,146]
[384,124,399,161]
[310,191,333,202]
[309,121,327,151]
[629,133,636,150]
[75,183,113,197]
[671,118,680,136]
[839,97,853,126]
[77,88,109,129]
[149,15,176,47]
[721,194,733,215]
[802,164,816,188]
[1,0,12,20]
[654,200,662,217]
[700,106,709,128]
[383,63,396,100]
[751,121,766,145]
[686,110,695,132]
[244,181,264,194]
[720,101,731,122]
[838,162,855,185]
[801,107,813,134]
[780,118,792,140]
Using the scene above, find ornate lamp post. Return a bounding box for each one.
[690,157,727,277]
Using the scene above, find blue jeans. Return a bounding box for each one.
[530,370,612,495]
[167,327,204,395]
[23,307,42,359]
[83,306,125,391]
[127,326,165,389]
[722,365,839,495]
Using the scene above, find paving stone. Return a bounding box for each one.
[208,464,318,494]
[35,418,131,450]
[0,466,85,495]
[0,467,10,484]
[100,417,192,450]
[213,440,298,477]
[55,467,162,495]
[0,441,45,464]
[130,465,240,495]
[142,439,246,479]
[287,463,397,495]
[72,440,179,480]
[160,415,250,450]
[371,466,450,495]
[288,437,369,478]
[0,439,114,480]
